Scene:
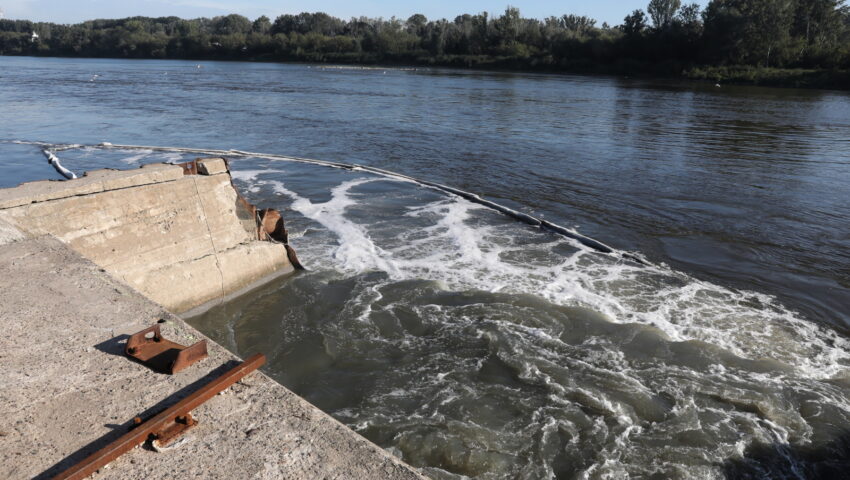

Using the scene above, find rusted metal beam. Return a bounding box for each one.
[52,353,266,480]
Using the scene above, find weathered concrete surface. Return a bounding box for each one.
[0,163,184,209]
[0,218,25,245]
[0,163,293,313]
[0,232,424,479]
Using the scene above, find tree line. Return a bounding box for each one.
[1,1,848,82]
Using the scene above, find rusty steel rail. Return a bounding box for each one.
[52,353,266,480]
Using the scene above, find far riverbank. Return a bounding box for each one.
[2,51,849,90]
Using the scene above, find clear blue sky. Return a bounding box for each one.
[1,1,709,27]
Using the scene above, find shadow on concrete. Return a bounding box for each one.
[35,358,241,479]
[94,334,129,357]
[722,430,850,480]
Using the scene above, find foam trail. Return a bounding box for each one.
[266,177,402,277]
[119,150,153,164]
[255,176,849,380]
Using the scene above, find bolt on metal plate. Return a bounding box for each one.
[125,324,208,374]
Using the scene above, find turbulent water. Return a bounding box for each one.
[2,57,849,478]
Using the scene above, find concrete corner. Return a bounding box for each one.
[197,157,228,175]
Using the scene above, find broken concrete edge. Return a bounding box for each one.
[180,157,304,270]
[2,156,296,273]
[175,157,228,177]
[0,158,302,314]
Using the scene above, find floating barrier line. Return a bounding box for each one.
[6,140,79,179]
[42,148,77,180]
[3,140,649,266]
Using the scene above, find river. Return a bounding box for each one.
[1,56,849,479]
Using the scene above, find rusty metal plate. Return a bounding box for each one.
[259,208,288,243]
[151,412,198,449]
[125,324,208,374]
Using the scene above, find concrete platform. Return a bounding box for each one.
[0,228,424,478]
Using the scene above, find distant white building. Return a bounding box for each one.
[31,32,40,43]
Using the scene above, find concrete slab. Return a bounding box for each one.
[0,167,293,314]
[197,158,228,176]
[0,235,424,480]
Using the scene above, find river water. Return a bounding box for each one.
[1,57,849,479]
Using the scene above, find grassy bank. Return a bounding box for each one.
[684,66,850,90]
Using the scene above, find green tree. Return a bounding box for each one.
[561,15,597,36]
[648,0,682,29]
[622,9,648,35]
[252,15,271,34]
[406,14,428,35]
[0,5,847,83]
[494,7,522,46]
[212,14,251,35]
[678,3,702,26]
[792,0,848,64]
[703,0,795,66]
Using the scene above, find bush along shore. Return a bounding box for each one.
[684,65,850,89]
[2,1,849,89]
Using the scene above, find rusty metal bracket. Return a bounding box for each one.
[177,159,198,175]
[52,353,266,480]
[258,208,288,243]
[134,411,199,450]
[125,324,208,374]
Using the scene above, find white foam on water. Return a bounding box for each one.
[271,178,402,277]
[119,149,153,164]
[229,169,267,182]
[231,169,276,194]
[161,152,184,162]
[260,175,849,380]
[234,172,850,478]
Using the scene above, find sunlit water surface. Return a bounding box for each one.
[1,57,849,478]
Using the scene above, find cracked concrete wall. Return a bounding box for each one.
[0,160,294,313]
